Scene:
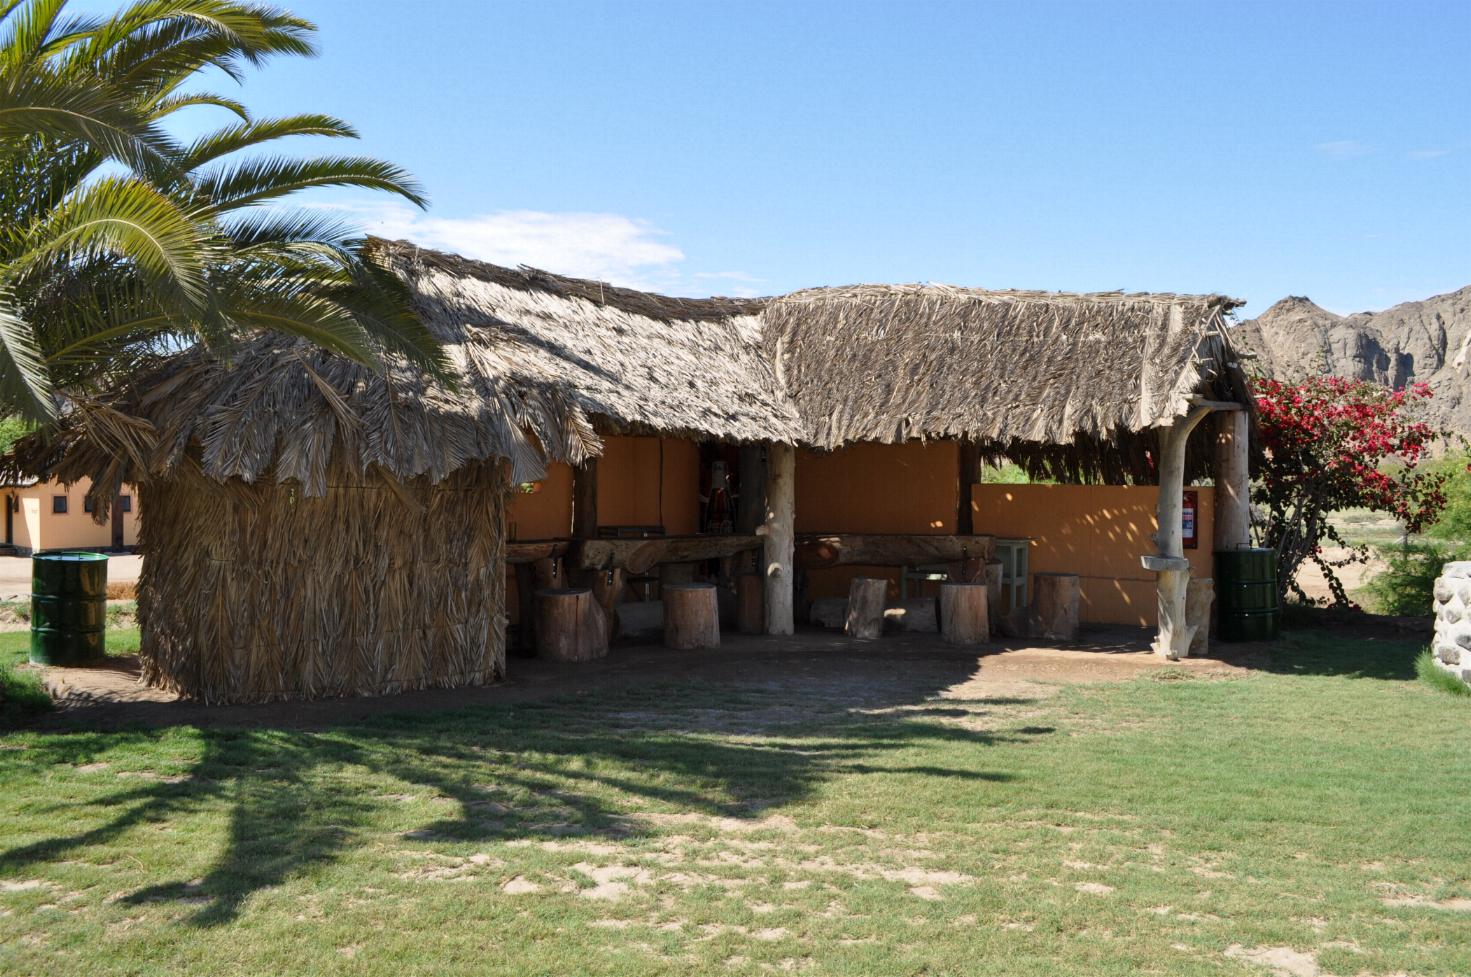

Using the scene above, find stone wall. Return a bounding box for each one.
[1431,562,1471,686]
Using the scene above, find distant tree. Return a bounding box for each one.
[1252,375,1452,605]
[0,0,446,423]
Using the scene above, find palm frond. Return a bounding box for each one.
[179,112,355,170]
[146,90,249,121]
[196,155,427,210]
[0,69,173,173]
[0,289,53,420]
[6,176,213,304]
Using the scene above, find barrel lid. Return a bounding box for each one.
[1213,547,1276,557]
[33,551,108,563]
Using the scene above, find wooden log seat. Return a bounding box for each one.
[845,577,888,641]
[798,533,995,569]
[1028,573,1080,642]
[1186,577,1214,658]
[984,560,1004,638]
[939,582,989,646]
[664,582,720,650]
[534,587,608,662]
[572,535,762,576]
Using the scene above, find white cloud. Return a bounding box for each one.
[1407,148,1452,160]
[1315,139,1374,159]
[316,200,759,295]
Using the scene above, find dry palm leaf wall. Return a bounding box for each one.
[138,458,508,704]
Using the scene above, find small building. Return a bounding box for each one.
[1,477,139,554]
[8,240,1254,703]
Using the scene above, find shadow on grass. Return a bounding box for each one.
[0,666,1047,927]
[1244,623,1424,681]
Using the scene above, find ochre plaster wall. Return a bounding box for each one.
[796,441,960,601]
[970,483,1215,627]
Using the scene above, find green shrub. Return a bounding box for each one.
[1364,541,1471,616]
[1416,649,1471,697]
[1427,450,1471,541]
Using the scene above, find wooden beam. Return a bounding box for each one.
[571,458,598,539]
[1148,406,1211,660]
[505,540,570,565]
[1188,396,1246,412]
[571,534,762,575]
[956,439,980,535]
[1213,409,1251,551]
[762,442,795,635]
[797,533,995,569]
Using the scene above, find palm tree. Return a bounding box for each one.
[0,0,446,423]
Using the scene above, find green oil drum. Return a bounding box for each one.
[30,551,109,665]
[1215,547,1279,642]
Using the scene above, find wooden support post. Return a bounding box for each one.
[736,444,766,534]
[762,442,795,636]
[571,458,598,539]
[939,582,989,645]
[664,582,720,649]
[845,577,887,641]
[1213,409,1251,551]
[1148,407,1212,659]
[534,587,608,662]
[957,439,980,535]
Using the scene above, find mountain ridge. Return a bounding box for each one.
[1229,285,1471,433]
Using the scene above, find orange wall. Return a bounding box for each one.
[796,441,959,534]
[4,478,140,553]
[507,436,701,542]
[970,483,1215,627]
[506,436,701,623]
[597,437,700,534]
[798,441,960,600]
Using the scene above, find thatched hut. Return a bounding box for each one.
[11,240,1255,701]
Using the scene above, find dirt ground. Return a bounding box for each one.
[0,553,142,601]
[24,625,1260,732]
[1291,545,1385,604]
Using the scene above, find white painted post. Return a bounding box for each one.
[1146,407,1211,659]
[761,442,795,636]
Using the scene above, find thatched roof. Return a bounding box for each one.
[762,283,1247,479]
[8,243,1252,494]
[376,240,804,445]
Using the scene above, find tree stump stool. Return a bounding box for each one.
[735,573,764,634]
[984,560,1004,637]
[845,576,888,640]
[664,582,720,649]
[534,587,608,662]
[1186,577,1213,658]
[939,582,989,645]
[590,568,623,643]
[1028,572,1080,641]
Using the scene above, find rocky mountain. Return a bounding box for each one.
[1229,285,1471,433]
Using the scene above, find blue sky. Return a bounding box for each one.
[137,1,1471,316]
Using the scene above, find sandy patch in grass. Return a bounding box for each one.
[1224,944,1321,977]
[1074,881,1115,895]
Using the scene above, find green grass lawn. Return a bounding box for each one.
[1,630,1468,975]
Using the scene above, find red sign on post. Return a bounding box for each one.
[1182,490,1198,550]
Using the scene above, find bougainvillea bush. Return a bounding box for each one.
[1251,375,1452,605]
